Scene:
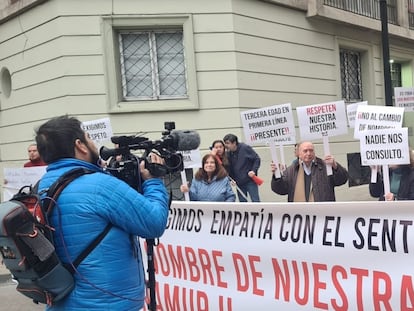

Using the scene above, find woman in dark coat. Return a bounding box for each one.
[369,150,414,201]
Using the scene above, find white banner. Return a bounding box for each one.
[142,201,414,310]
[3,167,46,201]
[240,103,296,145]
[296,100,348,140]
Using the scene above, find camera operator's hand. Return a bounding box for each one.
[140,152,165,180]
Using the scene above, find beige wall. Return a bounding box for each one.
[0,0,413,202]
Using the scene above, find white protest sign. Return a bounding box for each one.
[81,117,113,144]
[240,103,296,146]
[178,149,202,169]
[346,101,367,128]
[3,167,46,201]
[178,149,201,201]
[353,105,404,139]
[297,100,347,175]
[394,87,414,112]
[296,100,348,141]
[360,127,410,166]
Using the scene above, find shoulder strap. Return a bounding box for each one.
[44,167,112,274]
[45,168,95,215]
[66,223,113,274]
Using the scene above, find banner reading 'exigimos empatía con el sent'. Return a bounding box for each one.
[141,201,414,311]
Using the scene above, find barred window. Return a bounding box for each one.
[390,62,402,93]
[340,49,363,103]
[119,30,187,100]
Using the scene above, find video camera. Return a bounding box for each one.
[99,122,200,191]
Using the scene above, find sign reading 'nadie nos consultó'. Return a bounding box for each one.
[360,127,410,166]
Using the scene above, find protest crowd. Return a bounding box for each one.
[1,102,414,311]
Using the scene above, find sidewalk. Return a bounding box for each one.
[0,262,12,283]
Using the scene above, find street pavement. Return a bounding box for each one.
[0,264,44,311]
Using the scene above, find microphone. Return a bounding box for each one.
[170,130,200,151]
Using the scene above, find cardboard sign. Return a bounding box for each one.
[360,128,410,166]
[346,101,367,128]
[394,87,414,112]
[296,100,348,140]
[354,105,404,139]
[240,103,296,145]
[179,149,202,169]
[81,117,113,144]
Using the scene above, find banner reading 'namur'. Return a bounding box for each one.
[142,201,414,311]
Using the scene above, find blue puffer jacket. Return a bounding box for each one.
[189,176,235,202]
[38,159,169,311]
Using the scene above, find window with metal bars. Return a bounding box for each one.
[340,49,363,103]
[390,62,402,92]
[119,29,187,100]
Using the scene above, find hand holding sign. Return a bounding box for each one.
[240,103,296,180]
[360,128,410,199]
[297,101,348,177]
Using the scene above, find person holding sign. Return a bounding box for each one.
[369,150,414,201]
[180,154,235,202]
[270,141,348,202]
[223,134,261,202]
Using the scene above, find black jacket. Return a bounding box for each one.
[227,143,261,186]
[369,166,414,200]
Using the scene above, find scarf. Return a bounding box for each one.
[293,163,314,202]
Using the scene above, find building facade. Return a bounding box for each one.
[0,0,413,201]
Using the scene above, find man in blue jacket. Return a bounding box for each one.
[36,115,169,310]
[223,133,261,202]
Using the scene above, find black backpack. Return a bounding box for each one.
[0,168,111,305]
